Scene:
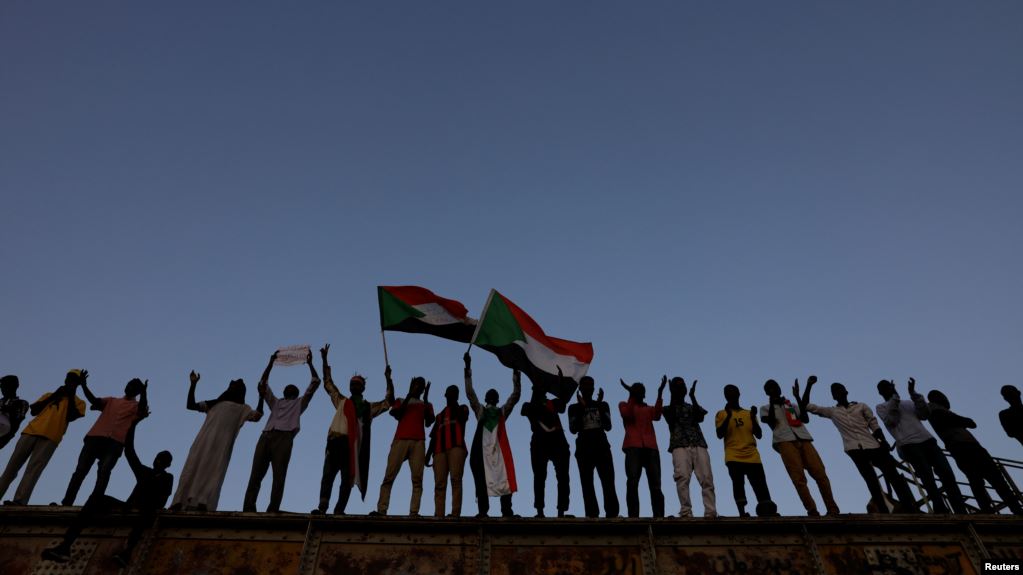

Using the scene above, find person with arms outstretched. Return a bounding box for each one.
[568,375,618,518]
[925,388,1022,514]
[521,369,572,518]
[876,378,966,514]
[42,415,173,566]
[760,377,839,517]
[314,344,393,515]
[0,375,30,450]
[0,370,87,505]
[373,367,434,516]
[662,377,716,518]
[62,376,148,506]
[799,379,918,513]
[716,384,777,517]
[619,377,666,518]
[170,371,263,511]
[243,350,319,513]
[464,352,521,518]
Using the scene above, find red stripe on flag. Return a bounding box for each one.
[382,286,470,320]
[495,292,594,364]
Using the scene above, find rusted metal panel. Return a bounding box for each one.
[817,544,977,575]
[656,545,817,575]
[142,538,302,575]
[0,536,126,575]
[314,542,477,575]
[490,544,644,575]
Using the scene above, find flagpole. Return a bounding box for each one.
[381,329,390,366]
[468,289,496,353]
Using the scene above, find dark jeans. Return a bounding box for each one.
[948,443,1023,514]
[576,436,619,518]
[725,461,772,515]
[846,447,918,513]
[243,430,297,512]
[899,438,967,513]
[530,434,571,513]
[56,493,155,556]
[469,448,514,517]
[624,447,664,518]
[63,436,124,506]
[318,436,354,514]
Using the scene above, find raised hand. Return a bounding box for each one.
[305,350,313,365]
[143,379,149,390]
[189,371,200,385]
[424,381,431,402]
[689,380,698,400]
[270,351,279,363]
[793,380,801,399]
[659,375,668,394]
[597,388,604,403]
[620,378,630,392]
[384,365,392,380]
[807,375,817,386]
[908,377,916,395]
[463,352,471,369]
[320,343,330,360]
[80,370,90,385]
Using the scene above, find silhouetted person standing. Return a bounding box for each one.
[465,353,521,518]
[801,380,917,513]
[663,377,716,518]
[63,376,148,506]
[315,344,393,515]
[429,384,469,517]
[619,378,666,518]
[42,417,173,566]
[243,351,319,513]
[926,389,1023,515]
[374,370,435,516]
[171,373,263,511]
[761,378,839,517]
[0,376,29,450]
[716,384,776,517]
[521,371,572,518]
[876,378,966,514]
[568,376,619,518]
[999,385,1023,448]
[0,370,87,505]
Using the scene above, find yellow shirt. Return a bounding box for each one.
[715,408,761,464]
[22,392,86,443]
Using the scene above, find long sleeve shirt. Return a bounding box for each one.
[760,400,813,443]
[465,373,520,421]
[261,378,319,432]
[875,393,933,447]
[806,401,881,452]
[926,403,979,447]
[619,398,663,450]
[323,374,390,439]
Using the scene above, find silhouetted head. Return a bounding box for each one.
[723,384,740,404]
[927,390,950,410]
[877,380,895,400]
[579,376,595,398]
[485,389,499,406]
[629,382,646,402]
[409,377,426,398]
[349,375,366,396]
[0,375,19,399]
[283,384,300,400]
[830,383,848,403]
[217,379,246,404]
[153,451,173,472]
[445,385,459,403]
[1002,385,1021,406]
[669,377,686,398]
[125,378,145,398]
[763,379,782,399]
[65,369,83,387]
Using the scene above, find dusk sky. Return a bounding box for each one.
[2,2,1022,518]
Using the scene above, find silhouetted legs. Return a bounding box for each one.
[775,439,840,515]
[0,434,58,504]
[847,447,918,513]
[575,437,619,518]
[530,437,570,515]
[725,461,774,516]
[624,447,664,518]
[62,437,123,506]
[316,436,354,514]
[244,430,296,512]
[899,439,967,513]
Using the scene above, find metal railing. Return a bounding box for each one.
[876,449,1023,514]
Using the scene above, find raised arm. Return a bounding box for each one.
[321,344,344,402]
[464,353,481,414]
[137,380,149,419]
[79,371,102,410]
[124,418,147,479]
[300,350,320,410]
[423,382,435,427]
[186,371,202,411]
[384,364,395,404]
[502,370,522,418]
[908,378,929,419]
[30,389,64,416]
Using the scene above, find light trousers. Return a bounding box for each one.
[433,446,467,516]
[0,434,58,504]
[671,446,716,517]
[377,439,426,514]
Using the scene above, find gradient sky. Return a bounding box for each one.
[2,2,1022,518]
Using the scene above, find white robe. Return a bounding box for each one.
[171,401,262,510]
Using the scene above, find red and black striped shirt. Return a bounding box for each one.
[433,404,470,453]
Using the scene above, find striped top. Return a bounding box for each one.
[433,404,469,453]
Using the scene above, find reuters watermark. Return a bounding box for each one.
[985,561,1023,572]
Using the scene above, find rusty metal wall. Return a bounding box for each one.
[1,508,1018,575]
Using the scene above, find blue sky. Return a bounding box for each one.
[2,1,1022,517]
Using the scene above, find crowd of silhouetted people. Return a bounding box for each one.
[1,349,1021,565]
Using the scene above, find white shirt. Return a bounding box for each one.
[807,401,881,451]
